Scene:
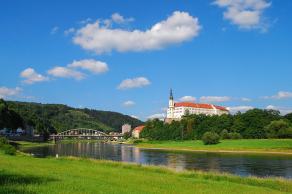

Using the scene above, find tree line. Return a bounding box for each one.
[141,109,292,140]
[0,99,143,135]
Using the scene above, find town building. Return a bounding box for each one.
[121,124,131,134]
[166,89,229,121]
[132,125,145,138]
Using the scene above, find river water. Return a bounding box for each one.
[22,142,292,179]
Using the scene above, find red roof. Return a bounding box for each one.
[133,125,145,132]
[175,102,228,111]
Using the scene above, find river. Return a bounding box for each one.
[22,142,292,179]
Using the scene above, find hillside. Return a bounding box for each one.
[6,100,143,133]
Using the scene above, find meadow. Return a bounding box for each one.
[135,139,292,154]
[0,152,292,194]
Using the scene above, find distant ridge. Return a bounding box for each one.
[7,100,143,132]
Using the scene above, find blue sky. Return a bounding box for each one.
[0,0,292,120]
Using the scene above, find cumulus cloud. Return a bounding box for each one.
[213,0,271,31]
[111,13,134,24]
[68,59,108,74]
[227,105,254,113]
[266,105,292,115]
[118,77,150,90]
[200,96,231,103]
[20,68,49,84]
[147,113,165,120]
[123,100,135,107]
[47,67,85,80]
[263,91,292,99]
[73,11,201,54]
[0,87,22,99]
[179,96,196,102]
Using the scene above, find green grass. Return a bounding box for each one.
[136,139,292,154]
[0,153,291,194]
[9,141,54,149]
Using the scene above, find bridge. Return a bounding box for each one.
[51,128,123,141]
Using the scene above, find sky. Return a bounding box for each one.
[0,0,292,121]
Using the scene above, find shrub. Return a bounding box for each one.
[228,132,242,139]
[0,137,8,147]
[123,132,131,140]
[220,129,229,139]
[202,132,220,145]
[277,128,292,138]
[132,139,143,144]
[2,144,16,155]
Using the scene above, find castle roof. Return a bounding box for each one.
[174,102,228,111]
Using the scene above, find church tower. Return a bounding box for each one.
[168,89,175,118]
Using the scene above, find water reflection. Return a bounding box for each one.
[22,142,292,178]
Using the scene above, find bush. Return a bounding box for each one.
[132,139,143,144]
[220,129,229,139]
[277,128,292,138]
[228,132,242,139]
[2,144,16,155]
[202,132,220,145]
[123,132,131,140]
[0,137,8,147]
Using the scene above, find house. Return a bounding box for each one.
[132,125,145,138]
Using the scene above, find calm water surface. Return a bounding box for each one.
[22,142,292,179]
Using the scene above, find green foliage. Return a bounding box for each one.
[4,100,143,134]
[220,129,229,139]
[0,137,8,146]
[202,132,220,145]
[228,132,242,139]
[265,119,291,138]
[0,137,16,155]
[141,109,286,140]
[0,99,24,130]
[123,132,131,140]
[2,144,16,155]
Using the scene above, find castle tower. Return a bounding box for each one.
[168,89,175,119]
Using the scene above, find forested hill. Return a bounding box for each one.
[6,100,143,133]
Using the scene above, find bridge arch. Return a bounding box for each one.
[57,128,108,136]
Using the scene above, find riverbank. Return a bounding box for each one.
[134,139,292,155]
[0,153,291,194]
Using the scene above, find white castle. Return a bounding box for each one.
[166,89,229,120]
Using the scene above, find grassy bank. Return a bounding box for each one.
[0,153,292,194]
[135,139,292,154]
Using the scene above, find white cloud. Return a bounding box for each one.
[241,97,251,102]
[214,0,271,31]
[111,13,134,24]
[123,100,135,107]
[227,105,254,113]
[51,26,59,34]
[118,77,150,90]
[179,96,196,102]
[130,115,139,119]
[147,113,165,120]
[79,18,92,24]
[68,59,108,74]
[266,105,292,115]
[0,87,22,99]
[47,66,85,80]
[20,68,49,84]
[263,91,292,99]
[200,96,231,103]
[73,11,201,54]
[64,28,75,36]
